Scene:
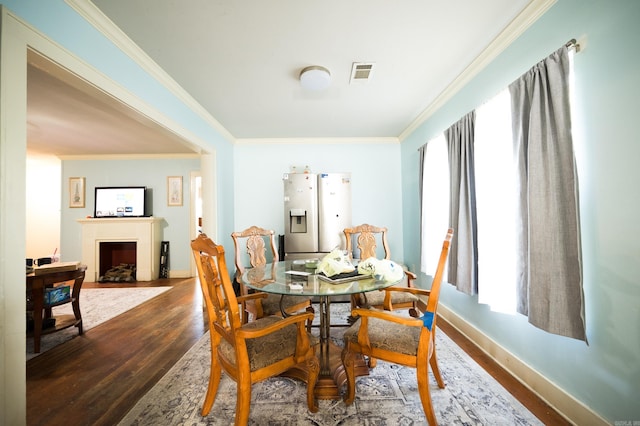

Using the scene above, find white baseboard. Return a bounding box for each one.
[168,270,192,278]
[437,303,608,426]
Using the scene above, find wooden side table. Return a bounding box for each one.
[26,265,87,353]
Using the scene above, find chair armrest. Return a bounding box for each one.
[237,311,315,339]
[351,307,423,327]
[236,311,316,361]
[383,286,431,297]
[404,270,417,283]
[236,292,268,303]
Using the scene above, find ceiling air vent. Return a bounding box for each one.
[350,62,375,84]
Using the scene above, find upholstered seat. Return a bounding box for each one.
[344,315,422,355]
[218,316,319,371]
[359,280,420,310]
[342,228,454,426]
[258,293,311,319]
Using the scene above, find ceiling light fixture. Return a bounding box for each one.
[299,65,331,91]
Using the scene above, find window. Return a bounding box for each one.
[474,89,517,313]
[420,46,585,340]
[420,134,449,275]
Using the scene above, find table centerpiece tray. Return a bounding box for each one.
[317,270,369,284]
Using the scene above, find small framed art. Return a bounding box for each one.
[167,176,183,206]
[69,177,85,208]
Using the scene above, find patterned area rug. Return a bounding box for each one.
[27,286,171,360]
[119,303,543,425]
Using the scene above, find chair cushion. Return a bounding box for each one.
[343,316,420,357]
[261,294,311,316]
[219,316,317,371]
[360,289,419,307]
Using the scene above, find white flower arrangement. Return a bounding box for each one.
[357,257,404,282]
[316,249,355,277]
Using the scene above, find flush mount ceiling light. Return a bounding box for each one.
[299,65,331,91]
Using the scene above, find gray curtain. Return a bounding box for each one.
[509,46,586,341]
[445,112,478,295]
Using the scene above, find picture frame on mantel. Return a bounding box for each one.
[69,177,85,208]
[167,176,183,206]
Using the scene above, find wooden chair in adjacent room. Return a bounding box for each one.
[344,223,421,317]
[191,233,319,425]
[341,228,454,426]
[231,225,314,327]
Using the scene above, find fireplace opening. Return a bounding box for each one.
[99,241,136,282]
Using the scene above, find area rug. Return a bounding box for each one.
[27,286,171,360]
[118,303,543,425]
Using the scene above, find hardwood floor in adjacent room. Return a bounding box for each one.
[26,278,570,426]
[26,278,207,426]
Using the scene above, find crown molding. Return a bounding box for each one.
[399,0,557,141]
[235,137,399,145]
[57,153,200,161]
[65,0,235,144]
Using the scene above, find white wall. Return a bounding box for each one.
[234,140,405,265]
[26,154,61,260]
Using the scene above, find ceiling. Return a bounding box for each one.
[27,0,536,156]
[27,51,198,156]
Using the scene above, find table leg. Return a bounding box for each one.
[31,287,44,353]
[318,296,330,375]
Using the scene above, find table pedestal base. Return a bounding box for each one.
[283,341,371,400]
[279,296,371,400]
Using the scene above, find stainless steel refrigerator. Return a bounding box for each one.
[283,172,351,259]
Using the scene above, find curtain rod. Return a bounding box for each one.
[566,38,580,53]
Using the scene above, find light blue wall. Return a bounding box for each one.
[234,142,404,261]
[401,0,640,422]
[61,158,200,272]
[2,0,236,270]
[7,0,639,422]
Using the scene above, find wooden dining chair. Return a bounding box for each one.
[191,233,319,425]
[344,223,420,317]
[341,228,453,426]
[231,225,314,326]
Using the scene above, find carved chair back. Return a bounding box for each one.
[344,223,390,260]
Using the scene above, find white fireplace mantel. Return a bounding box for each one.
[78,217,163,282]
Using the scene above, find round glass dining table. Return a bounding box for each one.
[239,260,405,399]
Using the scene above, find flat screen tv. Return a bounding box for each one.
[94,186,148,218]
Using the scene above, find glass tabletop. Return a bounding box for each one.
[240,260,404,297]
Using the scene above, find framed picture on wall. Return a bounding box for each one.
[69,177,85,208]
[167,176,183,206]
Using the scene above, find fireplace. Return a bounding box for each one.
[99,241,137,281]
[78,217,162,281]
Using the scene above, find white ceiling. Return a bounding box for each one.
[27,0,538,156]
[27,51,198,156]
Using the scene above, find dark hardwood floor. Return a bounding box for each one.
[26,278,207,426]
[26,278,570,426]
